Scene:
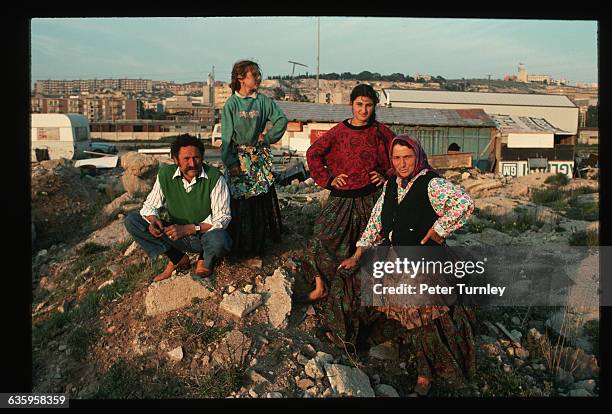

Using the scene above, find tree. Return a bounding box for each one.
[356,71,373,81]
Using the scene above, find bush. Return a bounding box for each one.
[568,229,599,247]
[544,173,569,187]
[531,188,566,205]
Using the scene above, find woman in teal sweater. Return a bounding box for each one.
[221,60,288,255]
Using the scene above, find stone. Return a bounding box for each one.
[511,316,521,326]
[503,364,512,373]
[206,320,215,328]
[572,380,596,393]
[305,177,315,186]
[219,291,263,318]
[482,342,502,357]
[510,330,523,341]
[123,241,139,257]
[556,347,599,380]
[483,321,500,337]
[368,341,399,361]
[324,364,375,397]
[58,344,67,351]
[515,347,530,359]
[301,344,316,358]
[297,378,315,390]
[121,174,154,195]
[120,152,159,177]
[461,172,471,181]
[495,322,521,346]
[315,352,334,365]
[167,346,184,363]
[265,392,283,398]
[375,384,400,397]
[568,388,592,397]
[227,285,236,294]
[297,354,309,365]
[263,267,294,329]
[212,329,252,367]
[555,368,575,387]
[247,369,269,384]
[145,275,215,316]
[97,280,115,290]
[243,284,254,293]
[103,192,133,217]
[305,305,316,316]
[248,389,258,398]
[305,359,326,380]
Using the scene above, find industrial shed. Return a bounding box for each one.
[273,101,497,168]
[380,89,579,135]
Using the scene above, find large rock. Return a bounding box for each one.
[103,192,133,217]
[375,384,400,397]
[120,152,159,177]
[545,309,598,352]
[81,218,131,247]
[212,329,252,367]
[145,275,215,316]
[121,174,154,195]
[167,346,184,363]
[263,267,294,329]
[219,291,263,318]
[324,364,375,397]
[556,346,599,380]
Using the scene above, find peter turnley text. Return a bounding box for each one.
[373,283,506,297]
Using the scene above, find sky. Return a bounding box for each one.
[31,17,599,86]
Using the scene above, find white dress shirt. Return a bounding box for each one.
[140,166,232,231]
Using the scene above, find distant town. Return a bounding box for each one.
[31,64,598,137]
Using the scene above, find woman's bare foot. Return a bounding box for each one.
[307,276,328,301]
[414,375,432,396]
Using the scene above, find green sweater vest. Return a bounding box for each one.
[158,164,221,225]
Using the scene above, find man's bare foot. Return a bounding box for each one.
[153,255,190,282]
[414,375,432,396]
[307,276,328,301]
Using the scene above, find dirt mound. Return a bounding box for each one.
[31,160,108,250]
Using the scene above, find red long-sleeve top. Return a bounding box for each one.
[306,119,395,191]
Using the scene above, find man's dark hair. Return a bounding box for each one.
[170,134,205,159]
[350,83,380,121]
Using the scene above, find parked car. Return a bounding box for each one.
[91,142,118,154]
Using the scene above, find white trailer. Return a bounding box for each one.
[31,113,93,162]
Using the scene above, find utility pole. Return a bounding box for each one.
[316,17,320,103]
[208,66,215,135]
[487,74,492,90]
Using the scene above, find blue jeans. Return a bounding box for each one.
[124,212,232,269]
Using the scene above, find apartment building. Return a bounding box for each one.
[31,96,139,121]
[35,78,153,95]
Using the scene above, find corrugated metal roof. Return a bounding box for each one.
[382,89,577,108]
[275,101,496,128]
[489,114,571,134]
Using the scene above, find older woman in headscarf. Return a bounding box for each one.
[338,134,477,396]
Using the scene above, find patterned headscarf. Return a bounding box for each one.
[388,134,433,188]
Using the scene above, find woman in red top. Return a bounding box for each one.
[301,84,396,347]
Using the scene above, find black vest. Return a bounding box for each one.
[381,170,440,246]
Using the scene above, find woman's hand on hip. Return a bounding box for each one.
[331,174,349,189]
[369,171,385,187]
[420,227,445,245]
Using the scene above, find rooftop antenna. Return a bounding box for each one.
[288,61,308,101]
[288,60,308,78]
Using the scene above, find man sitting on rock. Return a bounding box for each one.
[124,134,232,282]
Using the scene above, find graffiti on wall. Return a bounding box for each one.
[500,161,574,178]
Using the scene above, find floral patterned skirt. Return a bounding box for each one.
[226,143,275,200]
